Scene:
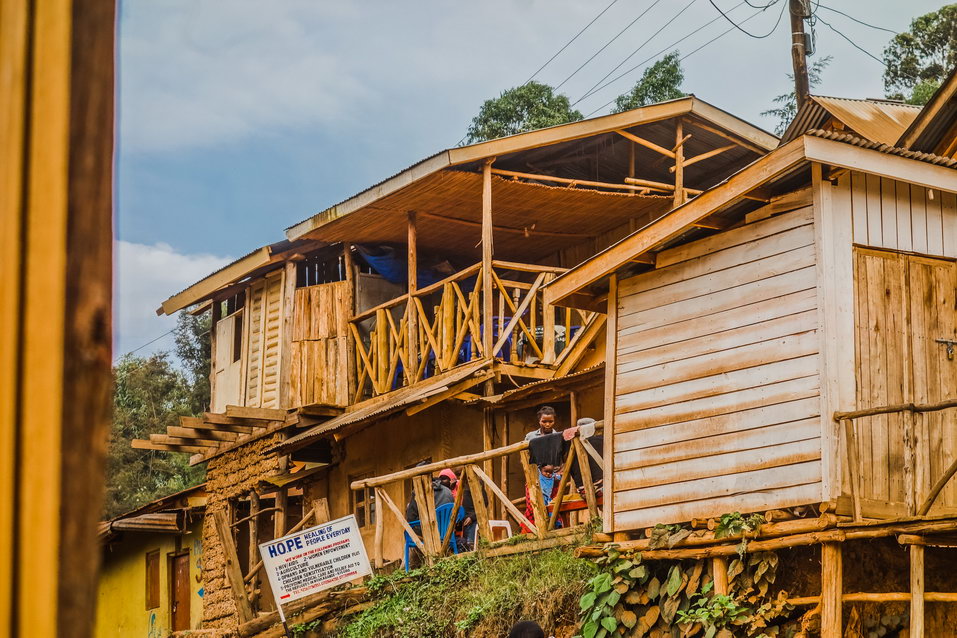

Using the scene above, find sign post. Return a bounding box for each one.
[259,514,373,636]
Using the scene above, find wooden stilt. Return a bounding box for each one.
[821,542,843,637]
[673,119,686,208]
[373,490,384,568]
[842,418,862,521]
[711,557,729,595]
[481,159,494,355]
[910,544,925,638]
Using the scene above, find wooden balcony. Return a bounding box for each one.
[348,261,601,401]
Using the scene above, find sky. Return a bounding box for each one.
[115,0,946,360]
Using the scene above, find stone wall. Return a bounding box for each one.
[201,435,282,633]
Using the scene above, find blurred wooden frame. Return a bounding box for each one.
[0,0,115,636]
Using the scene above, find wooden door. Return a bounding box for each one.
[169,552,191,631]
[853,248,957,515]
[213,311,243,411]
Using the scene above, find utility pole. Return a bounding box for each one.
[789,0,811,109]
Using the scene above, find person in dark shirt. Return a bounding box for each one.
[438,468,477,550]
[405,461,454,523]
[508,620,546,638]
[525,405,559,441]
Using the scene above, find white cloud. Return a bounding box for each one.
[115,241,232,359]
[119,0,370,152]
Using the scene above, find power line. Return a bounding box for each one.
[576,0,753,109]
[817,15,887,67]
[583,6,767,117]
[707,0,785,39]
[554,0,665,90]
[817,4,896,35]
[572,0,702,106]
[523,0,621,85]
[114,328,176,363]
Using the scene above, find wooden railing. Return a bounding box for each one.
[348,261,598,400]
[350,431,603,567]
[836,399,957,521]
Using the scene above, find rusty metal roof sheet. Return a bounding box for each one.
[782,96,922,146]
[806,129,957,169]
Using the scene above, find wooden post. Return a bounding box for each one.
[482,407,494,481]
[821,542,843,637]
[210,300,221,406]
[375,308,389,393]
[628,141,636,196]
[213,510,255,624]
[673,119,685,208]
[343,243,357,402]
[274,454,289,539]
[842,418,862,521]
[910,544,925,638]
[574,438,599,520]
[373,489,385,568]
[482,158,494,355]
[547,443,577,531]
[711,557,729,595]
[466,466,492,544]
[312,498,330,525]
[602,274,618,533]
[412,476,438,563]
[499,415,508,520]
[519,449,548,539]
[279,260,297,407]
[541,273,556,364]
[407,212,418,377]
[441,481,466,553]
[247,492,260,607]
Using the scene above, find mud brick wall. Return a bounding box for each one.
[201,435,282,632]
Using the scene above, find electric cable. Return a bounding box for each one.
[817,15,887,67]
[707,0,785,39]
[572,0,704,106]
[553,0,665,90]
[523,0,621,85]
[583,6,767,117]
[114,328,176,363]
[817,4,896,35]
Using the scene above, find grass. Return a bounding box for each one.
[335,548,597,638]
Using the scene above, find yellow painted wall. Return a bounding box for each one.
[95,516,204,637]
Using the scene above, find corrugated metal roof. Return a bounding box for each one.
[897,66,957,154]
[110,512,182,533]
[806,129,957,168]
[782,96,921,145]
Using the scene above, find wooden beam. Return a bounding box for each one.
[489,167,660,193]
[601,275,617,533]
[166,426,238,442]
[224,405,288,421]
[673,119,686,208]
[711,557,729,595]
[519,449,548,539]
[132,439,208,454]
[213,510,255,624]
[555,313,607,376]
[684,117,770,155]
[615,129,675,159]
[179,416,253,434]
[466,466,493,544]
[545,136,807,308]
[159,247,272,316]
[671,144,737,172]
[279,260,296,408]
[404,370,494,417]
[150,434,219,448]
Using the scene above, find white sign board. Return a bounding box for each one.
[259,514,372,606]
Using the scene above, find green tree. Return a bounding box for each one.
[173,310,211,414]
[883,4,957,105]
[465,81,582,143]
[612,52,687,113]
[104,353,205,518]
[762,56,832,136]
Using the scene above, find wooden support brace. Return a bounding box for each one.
[470,465,538,536]
[519,449,548,539]
[573,438,599,520]
[466,466,493,544]
[412,476,439,562]
[547,443,577,531]
[213,510,255,624]
[376,487,425,553]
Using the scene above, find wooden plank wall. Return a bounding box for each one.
[612,208,823,530]
[846,171,957,259]
[244,271,285,409]
[289,281,352,407]
[212,311,243,412]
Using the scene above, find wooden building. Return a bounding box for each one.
[136,97,782,633]
[547,82,957,635]
[95,485,207,637]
